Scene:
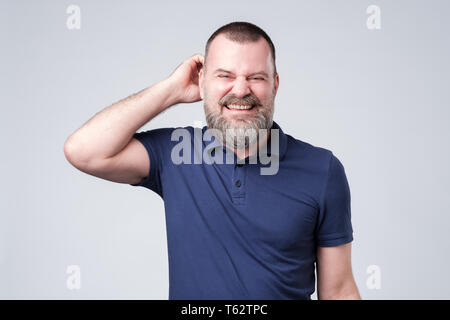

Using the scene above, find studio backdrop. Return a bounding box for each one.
[1,0,449,299]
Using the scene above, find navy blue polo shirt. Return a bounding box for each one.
[131,120,353,300]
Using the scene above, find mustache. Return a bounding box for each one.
[219,93,262,107]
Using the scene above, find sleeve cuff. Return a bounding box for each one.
[317,232,353,247]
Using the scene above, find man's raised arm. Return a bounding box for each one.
[63,54,204,184]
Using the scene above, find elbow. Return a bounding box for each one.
[63,137,75,164]
[63,136,94,171]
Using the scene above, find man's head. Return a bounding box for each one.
[199,22,279,150]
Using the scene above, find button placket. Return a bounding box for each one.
[231,162,246,205]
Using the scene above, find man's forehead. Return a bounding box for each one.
[206,34,273,73]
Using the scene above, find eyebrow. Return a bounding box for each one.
[213,68,269,78]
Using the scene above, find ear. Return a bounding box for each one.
[273,73,280,96]
[199,67,205,100]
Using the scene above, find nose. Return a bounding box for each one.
[230,76,251,98]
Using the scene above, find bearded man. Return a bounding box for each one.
[64,21,360,300]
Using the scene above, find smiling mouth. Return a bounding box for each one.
[224,104,256,111]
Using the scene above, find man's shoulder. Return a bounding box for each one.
[283,135,346,184]
[285,133,334,162]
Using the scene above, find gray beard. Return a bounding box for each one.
[204,105,274,150]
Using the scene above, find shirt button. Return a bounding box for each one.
[235,180,241,187]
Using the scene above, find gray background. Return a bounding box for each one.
[1,0,449,299]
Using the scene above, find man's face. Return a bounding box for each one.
[199,34,279,149]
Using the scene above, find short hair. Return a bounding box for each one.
[204,21,277,77]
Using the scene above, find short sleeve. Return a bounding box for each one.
[316,153,354,247]
[130,127,174,198]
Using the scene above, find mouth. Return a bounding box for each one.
[223,104,257,112]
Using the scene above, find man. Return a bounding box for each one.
[64,21,361,300]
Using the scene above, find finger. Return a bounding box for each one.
[191,53,204,64]
[194,56,204,72]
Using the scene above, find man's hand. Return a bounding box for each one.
[167,53,204,104]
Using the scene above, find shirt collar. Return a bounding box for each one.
[202,120,288,162]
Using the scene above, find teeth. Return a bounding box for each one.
[227,104,253,110]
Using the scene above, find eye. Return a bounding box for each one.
[218,75,230,78]
[251,77,265,81]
